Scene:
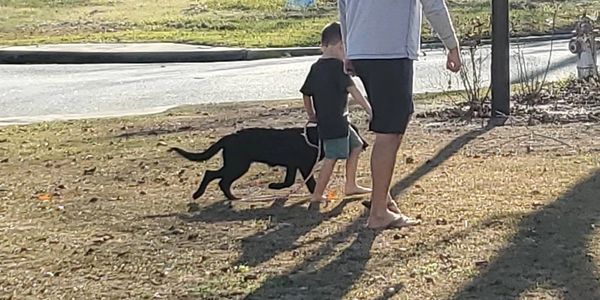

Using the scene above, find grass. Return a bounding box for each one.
[0,0,598,47]
[1,100,599,299]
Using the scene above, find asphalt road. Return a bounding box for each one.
[0,40,578,125]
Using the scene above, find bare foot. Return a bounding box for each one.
[310,195,327,204]
[345,185,372,196]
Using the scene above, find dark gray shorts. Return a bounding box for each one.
[322,125,363,160]
[352,58,414,134]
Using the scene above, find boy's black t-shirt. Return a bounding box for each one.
[300,58,354,140]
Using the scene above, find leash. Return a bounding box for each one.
[238,121,322,202]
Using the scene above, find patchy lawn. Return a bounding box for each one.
[0,0,595,47]
[0,99,599,299]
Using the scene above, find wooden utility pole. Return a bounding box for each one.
[491,0,510,120]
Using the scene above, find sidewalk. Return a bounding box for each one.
[0,33,573,64]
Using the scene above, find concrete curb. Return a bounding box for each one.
[0,33,573,64]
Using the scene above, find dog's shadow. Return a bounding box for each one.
[181,196,363,268]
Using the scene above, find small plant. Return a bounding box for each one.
[513,0,560,108]
[458,40,492,122]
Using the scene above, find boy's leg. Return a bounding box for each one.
[311,158,336,203]
[311,137,345,203]
[345,126,371,195]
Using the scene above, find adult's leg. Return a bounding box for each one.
[368,133,403,228]
[353,59,419,229]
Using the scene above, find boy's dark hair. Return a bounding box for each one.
[321,22,342,46]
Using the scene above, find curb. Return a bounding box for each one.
[0,33,573,64]
[0,47,323,64]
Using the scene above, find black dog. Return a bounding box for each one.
[169,124,368,200]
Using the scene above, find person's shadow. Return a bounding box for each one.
[149,127,490,299]
[243,211,386,299]
[244,128,492,299]
[453,170,600,299]
[181,196,363,268]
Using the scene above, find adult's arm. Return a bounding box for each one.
[338,0,348,48]
[421,0,459,50]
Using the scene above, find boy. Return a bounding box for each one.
[300,21,373,206]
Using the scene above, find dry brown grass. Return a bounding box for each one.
[1,100,599,299]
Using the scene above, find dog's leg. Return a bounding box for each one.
[268,167,297,190]
[299,164,317,194]
[218,162,250,200]
[193,170,221,200]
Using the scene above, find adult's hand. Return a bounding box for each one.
[446,47,462,73]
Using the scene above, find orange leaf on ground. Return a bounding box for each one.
[37,193,52,201]
[326,191,336,201]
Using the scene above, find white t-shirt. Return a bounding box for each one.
[339,0,459,60]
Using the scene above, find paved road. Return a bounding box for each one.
[0,40,579,125]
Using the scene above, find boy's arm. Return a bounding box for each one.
[303,95,317,123]
[347,85,373,121]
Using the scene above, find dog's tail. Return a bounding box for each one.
[169,138,226,162]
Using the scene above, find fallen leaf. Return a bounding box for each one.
[532,201,544,208]
[83,167,96,176]
[326,191,337,201]
[475,260,488,267]
[37,193,53,201]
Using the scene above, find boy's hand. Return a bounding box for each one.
[343,58,355,76]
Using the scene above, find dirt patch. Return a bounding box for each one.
[0,100,599,299]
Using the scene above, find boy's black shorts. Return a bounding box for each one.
[352,58,414,134]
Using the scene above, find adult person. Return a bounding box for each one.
[338,0,463,229]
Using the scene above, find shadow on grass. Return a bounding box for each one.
[142,126,491,298]
[453,170,600,299]
[116,125,202,138]
[241,127,491,299]
[390,127,490,198]
[114,106,301,139]
[179,196,363,269]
